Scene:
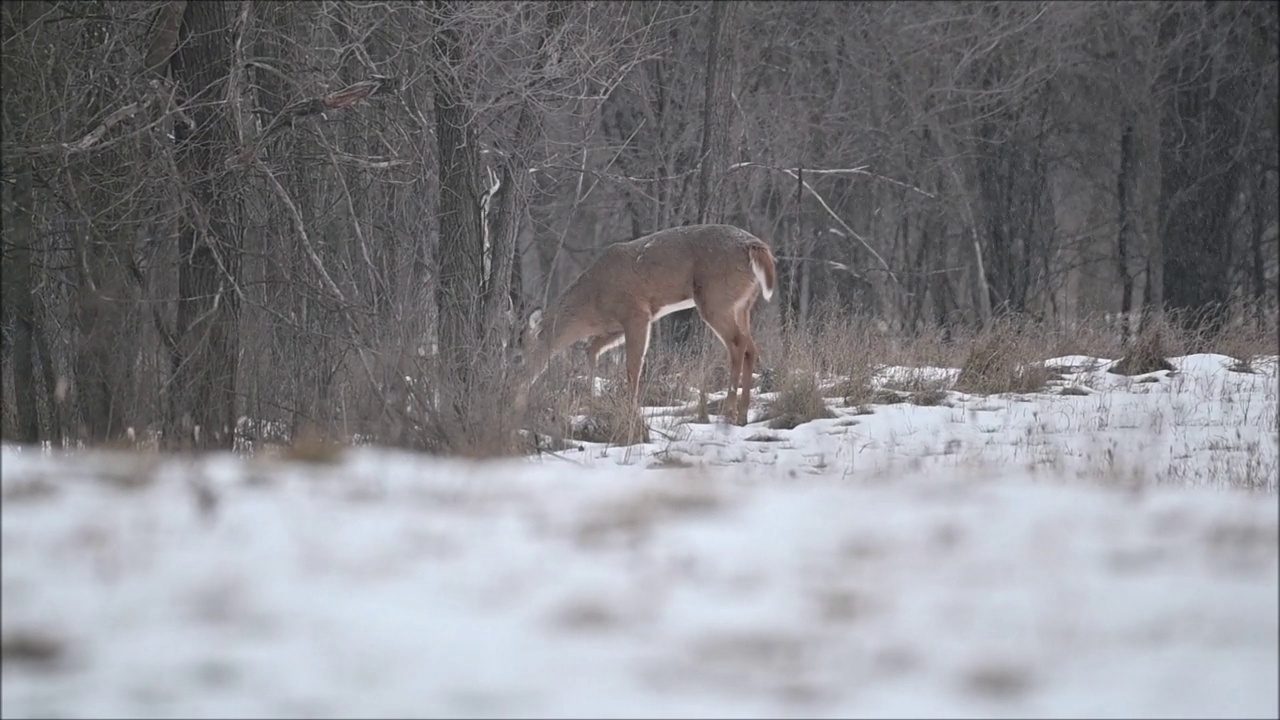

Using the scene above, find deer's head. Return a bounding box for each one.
[508,307,544,370]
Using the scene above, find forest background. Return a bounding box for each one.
[1,0,1275,452]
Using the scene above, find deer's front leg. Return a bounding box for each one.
[621,318,652,408]
[584,331,624,398]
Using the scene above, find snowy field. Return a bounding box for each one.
[2,354,1277,718]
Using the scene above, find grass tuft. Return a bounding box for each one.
[763,369,835,430]
[953,319,1055,394]
[638,351,697,407]
[910,387,951,406]
[569,394,650,445]
[1110,329,1174,376]
[282,426,346,465]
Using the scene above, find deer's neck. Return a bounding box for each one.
[525,305,590,382]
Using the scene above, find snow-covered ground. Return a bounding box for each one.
[2,354,1277,718]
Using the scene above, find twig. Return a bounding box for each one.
[730,161,907,292]
[728,161,935,199]
[12,99,149,157]
[253,159,349,305]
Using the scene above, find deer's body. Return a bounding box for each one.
[517,224,776,425]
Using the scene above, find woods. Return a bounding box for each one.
[2,0,1277,452]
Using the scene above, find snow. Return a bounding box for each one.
[3,354,1277,718]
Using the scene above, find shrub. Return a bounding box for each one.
[1109,329,1174,376]
[569,394,650,445]
[953,319,1055,394]
[762,369,835,430]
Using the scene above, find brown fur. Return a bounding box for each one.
[518,224,777,425]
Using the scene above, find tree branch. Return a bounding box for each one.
[729,161,907,292]
[230,75,400,167]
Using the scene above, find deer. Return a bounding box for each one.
[512,223,777,426]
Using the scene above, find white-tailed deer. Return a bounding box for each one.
[514,224,777,425]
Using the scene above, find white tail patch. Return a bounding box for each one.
[752,256,773,300]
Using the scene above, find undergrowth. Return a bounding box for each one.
[7,308,1274,455]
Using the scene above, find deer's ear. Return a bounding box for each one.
[527,308,543,331]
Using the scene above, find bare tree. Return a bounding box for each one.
[1158,1,1274,331]
[0,1,44,442]
[163,1,246,449]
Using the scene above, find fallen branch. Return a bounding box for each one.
[231,76,399,167]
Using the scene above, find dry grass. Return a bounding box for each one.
[910,387,951,406]
[637,350,698,407]
[762,369,835,430]
[281,425,347,465]
[13,306,1271,456]
[865,389,906,405]
[811,317,883,408]
[663,340,734,423]
[524,358,591,438]
[764,313,886,415]
[750,308,1275,409]
[1228,358,1258,374]
[1109,328,1175,376]
[952,318,1057,395]
[1108,307,1278,364]
[568,394,650,445]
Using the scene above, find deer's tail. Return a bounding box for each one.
[748,240,777,301]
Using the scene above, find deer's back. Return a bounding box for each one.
[560,224,765,329]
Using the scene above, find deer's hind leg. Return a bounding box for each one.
[734,301,760,424]
[696,303,748,425]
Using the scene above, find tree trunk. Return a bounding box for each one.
[69,201,124,443]
[1,0,45,442]
[1116,120,1136,345]
[1250,159,1267,326]
[430,1,514,451]
[169,0,243,449]
[3,163,40,443]
[1135,101,1164,331]
[1159,7,1244,331]
[695,0,738,226]
[430,1,567,450]
[432,43,484,402]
